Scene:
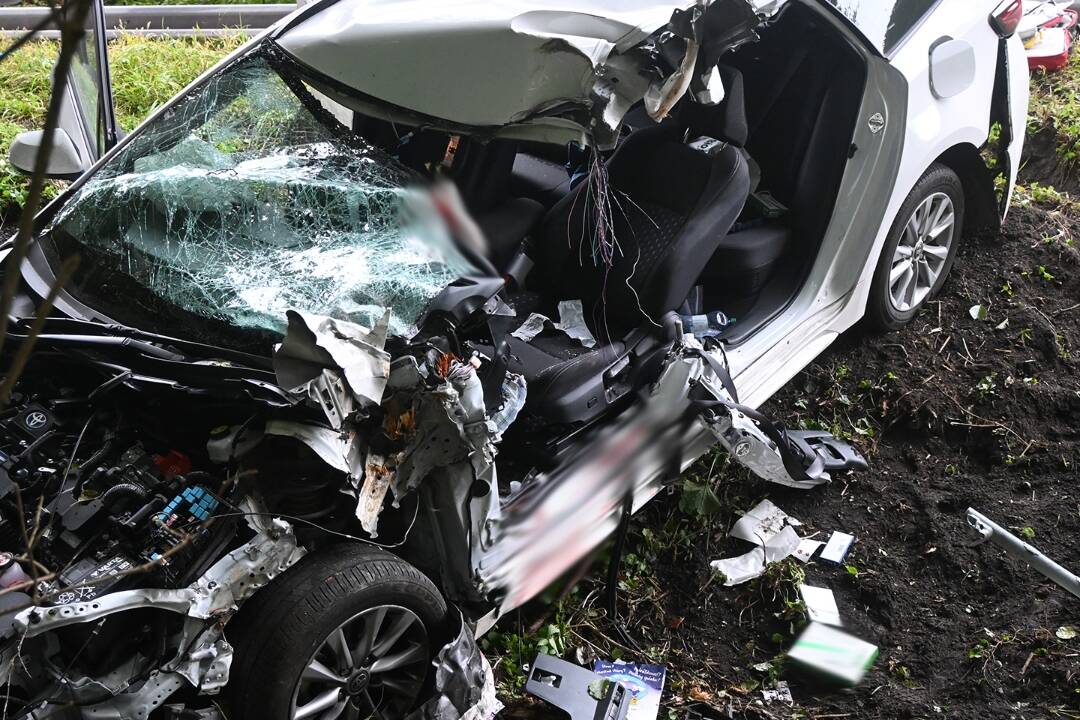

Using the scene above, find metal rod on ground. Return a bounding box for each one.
[966,508,1080,600]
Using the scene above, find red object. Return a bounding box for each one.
[1028,27,1073,71]
[154,449,192,478]
[991,0,1024,37]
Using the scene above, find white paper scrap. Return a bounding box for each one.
[761,680,793,704]
[820,531,855,563]
[799,584,842,626]
[793,538,823,563]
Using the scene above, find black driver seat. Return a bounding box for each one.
[503,115,750,424]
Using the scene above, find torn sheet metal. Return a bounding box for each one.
[274,309,392,420]
[277,0,787,148]
[710,499,802,585]
[555,300,598,348]
[406,610,501,720]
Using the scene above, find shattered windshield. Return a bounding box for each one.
[42,47,475,345]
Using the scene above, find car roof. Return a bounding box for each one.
[275,0,786,146]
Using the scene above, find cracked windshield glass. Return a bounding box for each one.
[42,49,474,344]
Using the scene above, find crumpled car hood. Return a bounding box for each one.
[277,0,785,147]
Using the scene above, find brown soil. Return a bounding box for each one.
[497,202,1080,719]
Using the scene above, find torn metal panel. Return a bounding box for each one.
[406,611,500,720]
[274,309,392,416]
[277,0,786,147]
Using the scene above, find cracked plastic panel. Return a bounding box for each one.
[45,51,474,338]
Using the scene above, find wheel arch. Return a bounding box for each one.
[933,143,1000,234]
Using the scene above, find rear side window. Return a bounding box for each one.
[820,0,940,55]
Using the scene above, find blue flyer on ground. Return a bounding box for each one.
[592,661,666,720]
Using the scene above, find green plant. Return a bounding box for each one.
[844,564,859,578]
[679,478,722,517]
[1019,526,1036,540]
[1037,265,1056,283]
[975,373,998,398]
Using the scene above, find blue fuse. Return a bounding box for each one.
[156,486,220,526]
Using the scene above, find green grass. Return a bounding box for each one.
[1029,49,1080,163]
[0,34,244,219]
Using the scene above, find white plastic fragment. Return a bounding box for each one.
[799,584,842,626]
[554,300,598,348]
[969,304,988,321]
[820,531,855,564]
[511,313,550,342]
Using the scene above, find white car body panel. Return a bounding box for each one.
[726,0,1026,415]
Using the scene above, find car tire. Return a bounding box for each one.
[866,163,965,331]
[225,543,448,720]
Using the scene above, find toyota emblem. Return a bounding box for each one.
[24,411,48,430]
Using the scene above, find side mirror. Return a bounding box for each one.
[8,129,86,180]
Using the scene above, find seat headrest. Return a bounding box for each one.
[683,65,749,147]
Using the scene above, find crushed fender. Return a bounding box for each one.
[407,610,502,720]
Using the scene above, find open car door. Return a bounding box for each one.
[8,0,117,179]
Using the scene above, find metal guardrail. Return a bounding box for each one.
[0,3,296,38]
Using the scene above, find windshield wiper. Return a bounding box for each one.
[11,316,275,370]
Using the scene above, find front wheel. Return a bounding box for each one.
[866,163,964,331]
[226,543,448,720]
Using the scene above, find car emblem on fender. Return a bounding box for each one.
[24,411,48,430]
[868,112,886,134]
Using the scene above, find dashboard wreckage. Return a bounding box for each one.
[0,0,874,717]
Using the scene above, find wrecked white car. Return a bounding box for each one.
[1,0,1027,717]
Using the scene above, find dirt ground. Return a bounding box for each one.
[495,182,1080,717]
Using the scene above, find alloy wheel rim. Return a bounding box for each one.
[889,192,955,313]
[290,605,429,720]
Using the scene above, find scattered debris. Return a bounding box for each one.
[760,680,793,704]
[554,299,598,348]
[969,304,989,321]
[788,622,879,686]
[593,661,665,720]
[710,499,802,585]
[819,531,855,564]
[799,584,842,626]
[526,654,629,720]
[793,538,824,563]
[406,610,502,720]
[1056,625,1077,640]
[967,508,1080,600]
[511,313,550,342]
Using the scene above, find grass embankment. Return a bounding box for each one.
[0,34,243,219]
